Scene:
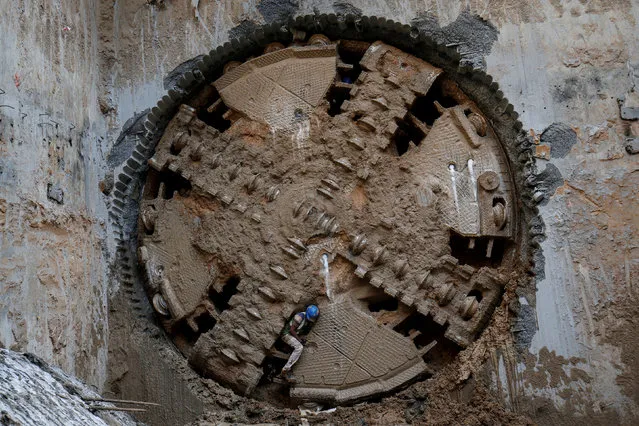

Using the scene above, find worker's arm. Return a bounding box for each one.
[289,323,301,341]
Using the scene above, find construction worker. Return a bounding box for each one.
[280,304,320,381]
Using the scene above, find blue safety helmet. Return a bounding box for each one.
[306,305,319,322]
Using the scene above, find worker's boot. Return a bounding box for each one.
[280,369,296,383]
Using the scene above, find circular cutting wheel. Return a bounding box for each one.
[134,28,527,404]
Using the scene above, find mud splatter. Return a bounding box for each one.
[228,20,259,40]
[511,301,538,350]
[607,296,639,406]
[412,10,499,70]
[549,0,564,15]
[540,123,578,158]
[535,163,563,205]
[257,0,299,24]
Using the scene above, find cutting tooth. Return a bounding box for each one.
[347,138,365,150]
[211,153,221,168]
[293,200,306,217]
[246,307,263,320]
[354,265,368,278]
[373,246,387,265]
[229,164,240,181]
[287,238,307,251]
[220,194,233,206]
[321,177,340,191]
[233,328,250,342]
[258,287,277,301]
[282,246,301,259]
[266,186,280,202]
[270,265,289,280]
[333,157,354,171]
[220,348,241,364]
[351,234,367,255]
[317,188,334,199]
[247,174,261,193]
[393,259,409,278]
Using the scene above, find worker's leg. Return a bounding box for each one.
[282,334,304,371]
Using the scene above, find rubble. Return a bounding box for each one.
[0,349,137,426]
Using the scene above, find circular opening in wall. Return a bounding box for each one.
[113,16,537,408]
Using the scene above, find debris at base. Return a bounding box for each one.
[0,349,137,425]
[299,402,337,416]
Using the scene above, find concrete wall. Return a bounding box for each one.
[1,0,638,424]
[0,0,109,390]
[488,3,639,421]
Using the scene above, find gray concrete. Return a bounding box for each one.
[0,0,110,390]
